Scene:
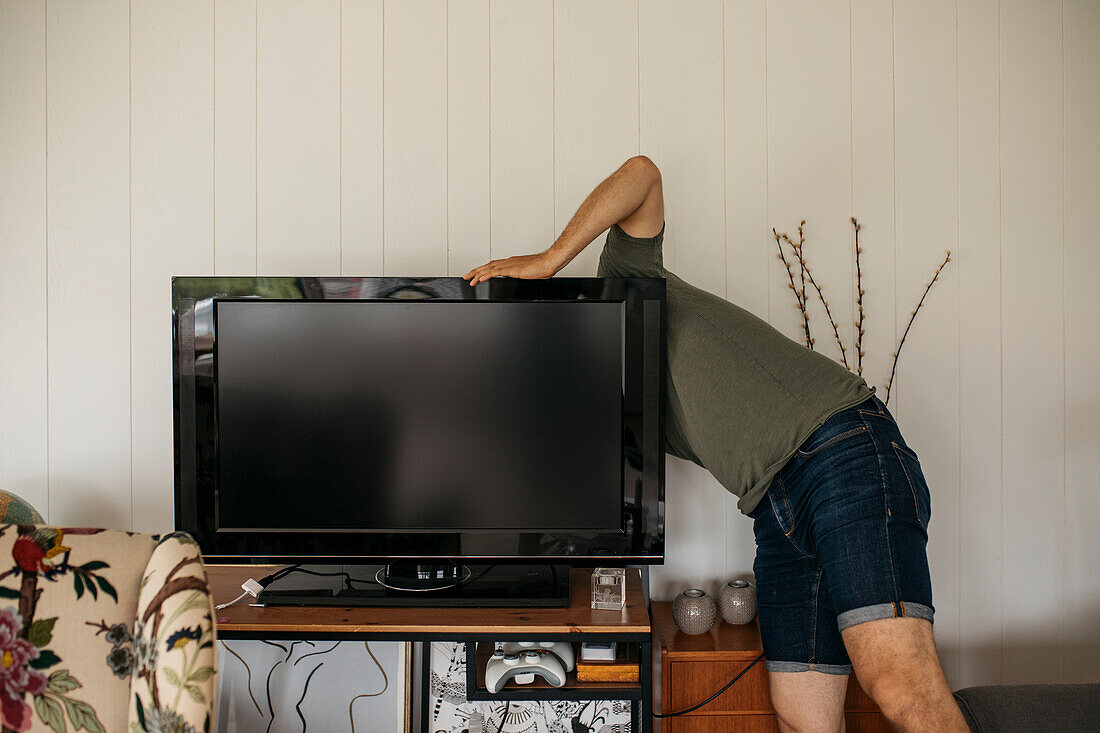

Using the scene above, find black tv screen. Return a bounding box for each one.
[214,300,623,532]
[173,276,665,563]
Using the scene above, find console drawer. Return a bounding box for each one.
[667,659,772,713]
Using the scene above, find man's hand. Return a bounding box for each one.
[464,251,561,286]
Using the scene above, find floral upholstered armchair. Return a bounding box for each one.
[0,526,216,733]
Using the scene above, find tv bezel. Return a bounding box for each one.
[172,276,666,565]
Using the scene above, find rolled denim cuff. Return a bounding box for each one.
[836,601,935,631]
[765,660,853,675]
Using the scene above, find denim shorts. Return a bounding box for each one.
[749,394,934,675]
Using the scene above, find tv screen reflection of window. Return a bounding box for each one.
[214,300,624,533]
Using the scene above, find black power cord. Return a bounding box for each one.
[260,564,380,590]
[651,652,766,718]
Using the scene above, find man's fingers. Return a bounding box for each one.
[471,267,497,285]
[465,259,504,283]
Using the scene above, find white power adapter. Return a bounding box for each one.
[241,578,264,597]
[216,577,266,611]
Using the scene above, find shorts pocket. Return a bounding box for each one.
[796,425,868,459]
[858,406,895,424]
[892,441,931,529]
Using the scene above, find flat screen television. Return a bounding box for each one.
[172,277,665,586]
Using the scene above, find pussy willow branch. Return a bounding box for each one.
[853,218,866,376]
[796,221,807,314]
[782,231,850,369]
[773,227,813,349]
[883,250,952,406]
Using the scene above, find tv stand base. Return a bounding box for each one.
[255,563,571,608]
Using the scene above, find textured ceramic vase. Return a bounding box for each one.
[672,589,717,635]
[719,579,757,624]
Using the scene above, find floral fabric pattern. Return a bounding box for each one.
[129,533,216,733]
[0,526,215,733]
[0,607,47,730]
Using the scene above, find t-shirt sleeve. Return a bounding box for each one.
[597,223,665,278]
[596,243,624,278]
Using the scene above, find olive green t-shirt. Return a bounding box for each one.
[597,223,873,514]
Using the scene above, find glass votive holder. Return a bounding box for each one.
[591,567,626,610]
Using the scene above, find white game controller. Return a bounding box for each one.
[484,650,567,693]
[500,641,575,672]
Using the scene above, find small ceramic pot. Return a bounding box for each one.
[672,589,716,635]
[719,579,757,624]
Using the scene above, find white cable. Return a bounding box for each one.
[216,578,266,611]
[216,591,249,611]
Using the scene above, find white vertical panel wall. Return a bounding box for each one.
[1,0,1097,688]
[1063,0,1100,684]
[44,0,132,528]
[1000,0,1066,684]
[214,0,257,276]
[130,0,215,534]
[257,0,341,275]
[0,0,48,515]
[893,0,962,683]
[384,0,447,275]
[957,0,1003,688]
[341,0,385,276]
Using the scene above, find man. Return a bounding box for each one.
[465,156,967,733]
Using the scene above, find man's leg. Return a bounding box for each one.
[842,617,967,732]
[768,671,848,733]
[751,482,854,733]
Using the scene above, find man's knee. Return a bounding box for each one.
[843,617,961,730]
[859,671,927,726]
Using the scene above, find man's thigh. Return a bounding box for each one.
[768,670,848,733]
[841,617,952,700]
[841,617,967,731]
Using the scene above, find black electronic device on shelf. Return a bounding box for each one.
[255,564,573,608]
[172,276,666,606]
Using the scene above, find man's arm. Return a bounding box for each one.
[464,155,664,285]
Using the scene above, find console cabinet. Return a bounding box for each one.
[210,565,653,732]
[651,601,890,732]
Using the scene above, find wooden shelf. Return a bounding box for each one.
[468,641,642,701]
[207,565,650,638]
[204,565,654,730]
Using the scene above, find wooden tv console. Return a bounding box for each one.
[651,601,890,732]
[208,565,654,732]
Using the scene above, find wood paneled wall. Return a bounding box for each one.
[1,0,1097,688]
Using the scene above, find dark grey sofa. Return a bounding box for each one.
[953,684,1100,732]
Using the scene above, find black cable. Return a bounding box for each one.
[495,700,510,733]
[651,652,766,718]
[260,564,300,585]
[260,564,379,590]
